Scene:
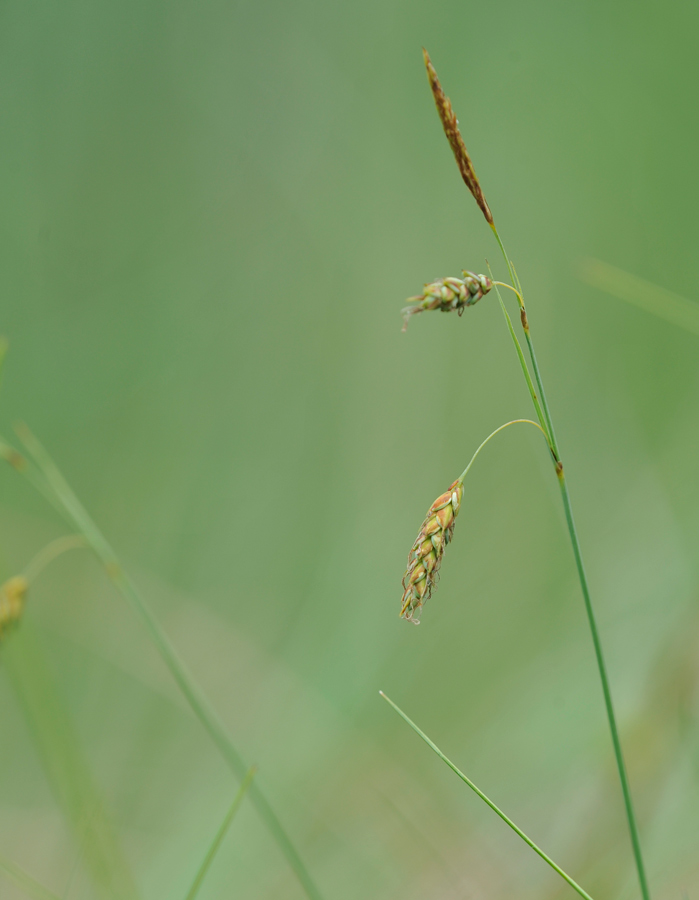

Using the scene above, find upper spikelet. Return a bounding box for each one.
[402,271,493,331]
[401,479,464,624]
[0,576,29,641]
[422,49,493,225]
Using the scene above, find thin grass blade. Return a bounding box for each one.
[580,257,699,336]
[3,622,143,900]
[4,424,323,900]
[379,691,595,900]
[184,766,256,900]
[0,336,8,397]
[0,852,66,900]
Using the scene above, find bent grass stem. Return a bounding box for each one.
[22,535,86,583]
[379,691,595,900]
[457,419,547,484]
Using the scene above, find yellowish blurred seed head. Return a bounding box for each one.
[0,576,29,641]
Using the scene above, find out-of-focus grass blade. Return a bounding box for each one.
[184,766,257,900]
[0,337,8,397]
[380,691,595,900]
[2,622,143,900]
[580,257,699,336]
[0,853,62,900]
[1,424,323,900]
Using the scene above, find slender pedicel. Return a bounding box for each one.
[184,767,257,900]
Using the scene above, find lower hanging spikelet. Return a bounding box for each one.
[0,576,29,642]
[400,479,464,624]
[402,271,493,331]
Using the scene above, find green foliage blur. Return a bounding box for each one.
[1,1,698,897]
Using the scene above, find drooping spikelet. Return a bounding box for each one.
[422,48,493,225]
[0,576,28,641]
[401,479,464,624]
[402,271,493,331]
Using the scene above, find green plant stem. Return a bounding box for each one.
[491,226,559,454]
[379,691,595,900]
[488,279,552,453]
[0,854,62,900]
[457,419,546,484]
[491,225,651,900]
[2,425,323,900]
[556,470,651,900]
[184,766,257,900]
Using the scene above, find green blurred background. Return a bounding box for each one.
[1,1,698,898]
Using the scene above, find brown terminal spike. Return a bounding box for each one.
[422,48,493,225]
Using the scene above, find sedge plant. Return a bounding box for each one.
[390,49,651,900]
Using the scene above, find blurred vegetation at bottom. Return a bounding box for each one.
[2,0,699,897]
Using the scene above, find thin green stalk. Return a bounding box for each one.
[379,691,595,900]
[0,854,62,900]
[556,470,651,900]
[491,225,558,456]
[488,278,552,454]
[2,425,323,900]
[491,226,651,900]
[184,766,257,900]
[457,418,547,484]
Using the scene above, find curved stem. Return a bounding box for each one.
[458,419,546,484]
[491,225,651,900]
[494,280,523,304]
[22,535,86,583]
[380,692,596,900]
